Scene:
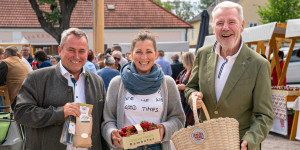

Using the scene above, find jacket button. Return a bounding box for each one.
[68,87,72,93]
[214,111,218,114]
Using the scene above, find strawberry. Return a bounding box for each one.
[119,130,125,137]
[121,127,127,133]
[127,126,135,133]
[140,121,152,131]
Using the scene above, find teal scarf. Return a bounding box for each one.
[121,61,164,95]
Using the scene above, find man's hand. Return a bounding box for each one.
[177,84,185,90]
[111,130,123,148]
[189,92,203,109]
[241,140,247,150]
[63,103,80,118]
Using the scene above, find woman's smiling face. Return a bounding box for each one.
[131,40,157,75]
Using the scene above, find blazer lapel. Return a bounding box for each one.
[216,44,250,108]
[85,72,92,104]
[206,50,218,105]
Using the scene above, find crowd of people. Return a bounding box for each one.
[0,1,277,150]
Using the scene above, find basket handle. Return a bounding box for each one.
[192,96,210,125]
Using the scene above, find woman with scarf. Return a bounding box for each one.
[101,31,185,150]
[176,52,196,127]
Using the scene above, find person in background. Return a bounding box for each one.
[105,48,112,55]
[271,51,286,86]
[97,55,120,92]
[83,49,97,73]
[112,50,122,71]
[21,45,34,65]
[185,2,273,150]
[155,50,172,76]
[111,45,128,67]
[0,46,29,107]
[14,28,108,150]
[97,53,106,69]
[176,52,195,127]
[0,47,4,62]
[33,50,52,69]
[17,52,33,72]
[171,53,184,80]
[50,56,59,65]
[125,52,132,62]
[102,31,185,150]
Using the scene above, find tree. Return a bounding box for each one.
[29,0,79,44]
[167,0,195,21]
[258,0,300,24]
[154,0,172,11]
[155,0,203,21]
[199,0,214,10]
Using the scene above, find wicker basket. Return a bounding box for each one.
[171,98,240,150]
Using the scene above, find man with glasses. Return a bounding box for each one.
[111,45,128,67]
[112,50,122,71]
[21,45,34,65]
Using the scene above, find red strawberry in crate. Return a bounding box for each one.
[140,121,152,131]
[119,130,126,137]
[121,127,127,133]
[127,126,135,133]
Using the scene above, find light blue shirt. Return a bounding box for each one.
[84,60,97,74]
[155,57,172,76]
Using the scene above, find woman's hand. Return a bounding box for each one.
[111,130,123,148]
[177,84,186,90]
[155,124,165,143]
[189,92,203,109]
[241,140,248,150]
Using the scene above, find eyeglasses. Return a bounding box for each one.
[114,57,120,61]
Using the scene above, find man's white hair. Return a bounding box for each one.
[212,1,244,22]
[112,50,122,56]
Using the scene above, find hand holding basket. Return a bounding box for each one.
[171,97,240,150]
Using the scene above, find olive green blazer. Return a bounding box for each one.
[185,43,273,150]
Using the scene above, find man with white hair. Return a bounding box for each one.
[185,1,273,150]
[97,55,120,92]
[112,50,122,71]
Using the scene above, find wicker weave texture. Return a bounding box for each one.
[171,98,240,150]
[172,117,239,150]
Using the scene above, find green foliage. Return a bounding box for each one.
[38,0,61,25]
[199,0,214,10]
[154,0,172,11]
[167,0,195,21]
[155,0,204,21]
[258,0,300,24]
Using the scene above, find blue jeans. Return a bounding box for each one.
[128,143,162,150]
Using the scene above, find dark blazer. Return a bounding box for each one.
[14,63,108,150]
[171,60,184,80]
[185,43,273,150]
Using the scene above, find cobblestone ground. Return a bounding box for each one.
[262,133,300,150]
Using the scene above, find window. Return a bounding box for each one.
[248,22,258,27]
[290,49,300,62]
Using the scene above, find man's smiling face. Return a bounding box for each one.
[58,34,88,77]
[213,7,245,51]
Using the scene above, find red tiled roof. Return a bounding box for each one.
[0,0,192,28]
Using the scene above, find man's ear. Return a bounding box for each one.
[240,20,245,32]
[58,45,62,57]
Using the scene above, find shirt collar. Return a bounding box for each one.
[59,62,86,77]
[213,36,243,60]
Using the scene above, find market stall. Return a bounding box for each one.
[285,18,300,140]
